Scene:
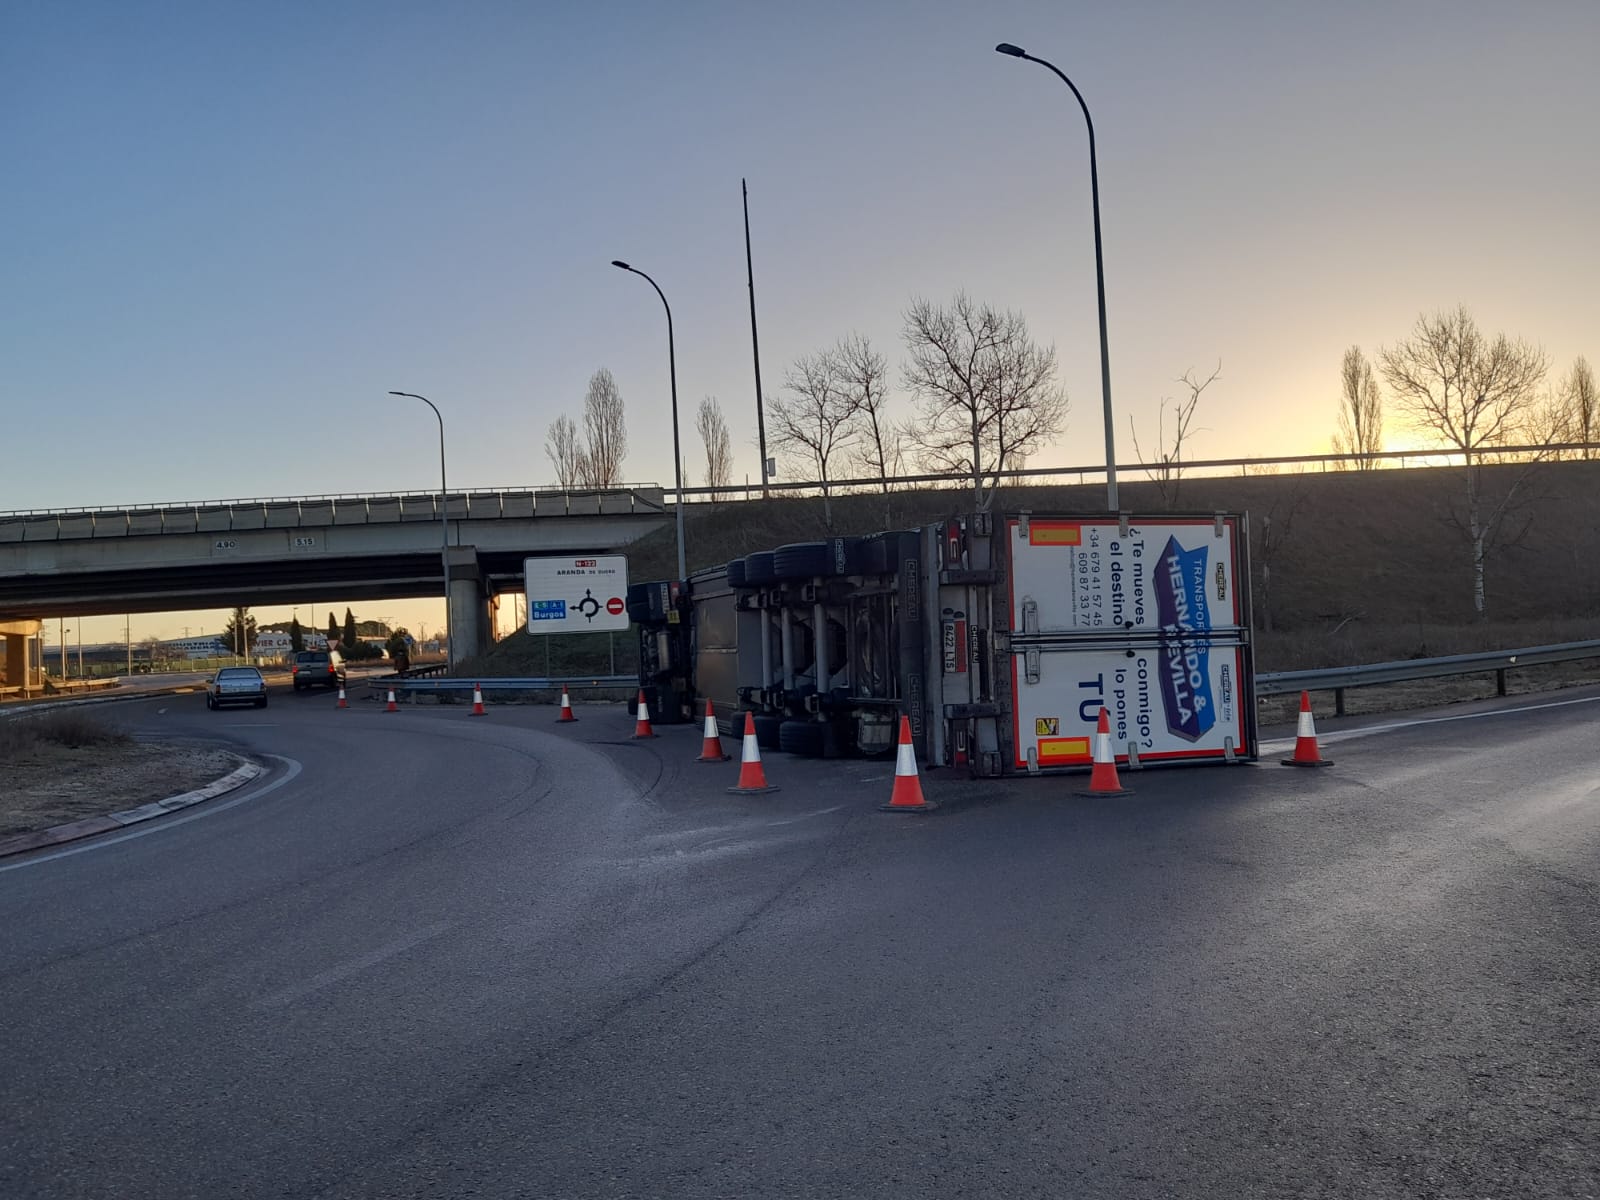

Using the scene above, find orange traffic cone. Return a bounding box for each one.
[384,688,399,713]
[1281,691,1333,767]
[469,682,487,717]
[556,688,577,723]
[1074,707,1132,797]
[336,685,348,710]
[880,714,935,812]
[727,711,778,794]
[696,700,730,762]
[631,690,657,738]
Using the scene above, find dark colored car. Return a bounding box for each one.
[291,649,346,692]
[207,667,268,710]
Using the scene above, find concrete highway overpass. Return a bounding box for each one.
[0,487,669,658]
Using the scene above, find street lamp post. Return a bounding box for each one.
[388,391,453,670]
[996,41,1119,511]
[610,260,688,581]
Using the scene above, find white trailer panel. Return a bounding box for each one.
[1009,642,1252,769]
[1007,517,1245,637]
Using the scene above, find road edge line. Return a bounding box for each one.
[0,756,265,860]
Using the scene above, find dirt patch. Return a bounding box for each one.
[0,741,241,837]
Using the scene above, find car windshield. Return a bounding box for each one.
[216,668,261,681]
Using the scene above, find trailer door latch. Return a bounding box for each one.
[1024,647,1040,685]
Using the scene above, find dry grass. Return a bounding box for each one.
[0,711,130,761]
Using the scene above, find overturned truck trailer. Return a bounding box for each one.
[631,511,1258,776]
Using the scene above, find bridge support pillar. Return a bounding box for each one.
[1,620,43,691]
[446,546,492,663]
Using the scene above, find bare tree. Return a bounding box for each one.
[1379,306,1550,618]
[1130,363,1219,506]
[578,367,627,487]
[1332,346,1384,469]
[902,292,1067,508]
[695,395,734,489]
[771,351,861,527]
[544,414,583,488]
[1560,356,1597,458]
[832,333,898,494]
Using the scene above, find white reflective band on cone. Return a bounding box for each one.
[705,714,718,737]
[742,734,760,763]
[1093,731,1110,761]
[639,700,651,721]
[895,740,917,776]
[1298,710,1315,737]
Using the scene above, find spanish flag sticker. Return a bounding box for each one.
[1028,522,1082,546]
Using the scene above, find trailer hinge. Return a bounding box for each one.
[991,631,1011,652]
[1125,741,1142,771]
[1223,736,1237,764]
[1214,511,1227,538]
[1021,597,1039,636]
[1024,647,1041,685]
[1118,512,1131,537]
[1017,513,1030,540]
[970,511,993,536]
[1025,746,1040,775]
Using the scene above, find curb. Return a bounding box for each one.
[0,757,266,860]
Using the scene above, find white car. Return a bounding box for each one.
[207,666,268,710]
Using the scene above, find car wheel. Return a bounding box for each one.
[257,697,268,709]
[206,695,215,710]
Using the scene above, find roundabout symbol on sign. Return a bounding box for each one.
[575,589,602,623]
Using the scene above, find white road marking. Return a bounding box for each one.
[0,756,303,874]
[1258,693,1600,755]
[252,922,452,1010]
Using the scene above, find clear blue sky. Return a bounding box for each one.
[6,0,1597,643]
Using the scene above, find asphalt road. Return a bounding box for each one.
[2,685,1597,1199]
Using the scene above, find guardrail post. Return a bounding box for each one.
[1334,688,1346,717]
[1495,668,1507,697]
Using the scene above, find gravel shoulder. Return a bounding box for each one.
[0,741,242,837]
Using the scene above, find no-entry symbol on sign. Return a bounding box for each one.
[606,596,624,615]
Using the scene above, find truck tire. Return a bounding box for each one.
[726,558,748,588]
[772,542,830,581]
[753,713,784,750]
[778,719,827,757]
[743,551,777,585]
[626,582,654,624]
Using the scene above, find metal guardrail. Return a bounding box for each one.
[1257,639,1600,714]
[371,675,636,697]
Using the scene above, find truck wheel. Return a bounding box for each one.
[772,543,830,581]
[753,713,784,750]
[743,551,777,585]
[778,719,826,757]
[725,558,748,588]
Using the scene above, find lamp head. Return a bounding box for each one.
[611,260,631,270]
[995,42,1026,57]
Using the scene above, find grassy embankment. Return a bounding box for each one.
[458,459,1600,682]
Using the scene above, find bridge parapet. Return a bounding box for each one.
[0,487,666,542]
